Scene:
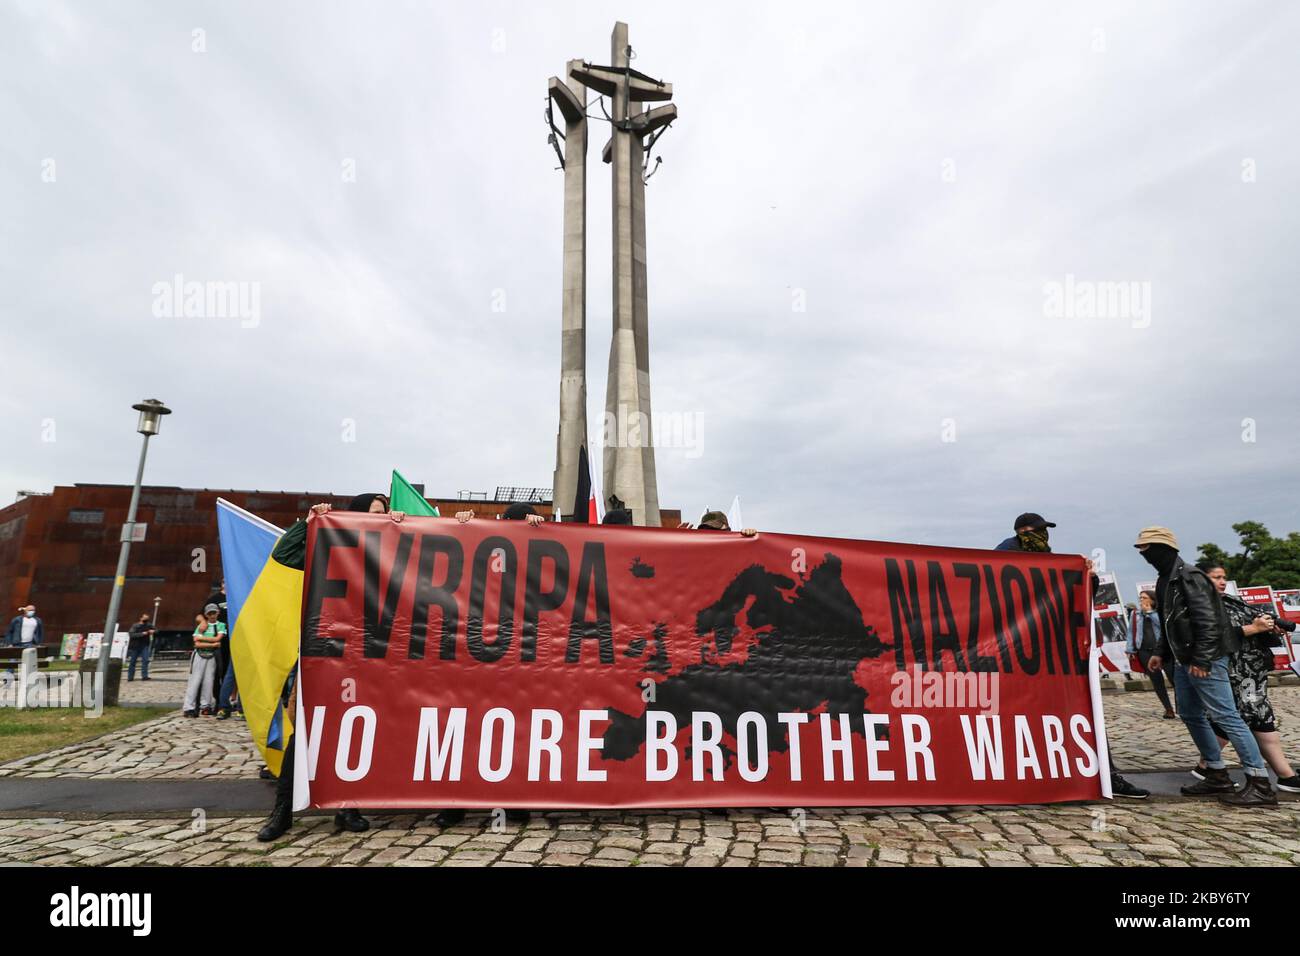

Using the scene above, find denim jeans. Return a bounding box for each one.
[219,657,240,711]
[127,642,151,680]
[1172,657,1267,775]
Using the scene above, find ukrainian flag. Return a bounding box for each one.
[217,499,301,777]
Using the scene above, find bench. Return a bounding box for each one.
[0,646,54,670]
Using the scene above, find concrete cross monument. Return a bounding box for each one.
[550,22,676,526]
[547,59,590,525]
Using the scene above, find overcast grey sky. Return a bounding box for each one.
[1,0,1297,592]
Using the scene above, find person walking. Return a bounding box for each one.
[1137,527,1277,807]
[6,606,44,647]
[126,613,154,681]
[1128,591,1175,719]
[1186,562,1300,793]
[184,604,224,717]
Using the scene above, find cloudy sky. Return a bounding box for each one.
[2,0,1297,591]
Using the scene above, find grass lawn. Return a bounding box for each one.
[0,706,172,764]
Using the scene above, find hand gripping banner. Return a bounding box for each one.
[297,512,1107,809]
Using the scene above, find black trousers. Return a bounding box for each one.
[1137,648,1173,713]
[275,733,294,804]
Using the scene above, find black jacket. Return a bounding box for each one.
[1155,558,1236,669]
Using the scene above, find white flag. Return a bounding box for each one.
[727,495,743,532]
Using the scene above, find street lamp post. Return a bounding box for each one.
[151,596,161,627]
[93,399,171,713]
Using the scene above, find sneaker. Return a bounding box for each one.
[215,709,230,720]
[1182,767,1235,795]
[1219,775,1278,808]
[1190,766,1207,781]
[258,766,275,781]
[200,707,213,717]
[1276,775,1300,793]
[183,709,198,718]
[1111,774,1150,799]
[142,677,152,681]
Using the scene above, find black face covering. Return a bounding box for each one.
[1140,543,1179,577]
[346,493,388,514]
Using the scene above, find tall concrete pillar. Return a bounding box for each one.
[571,23,676,526]
[549,61,589,521]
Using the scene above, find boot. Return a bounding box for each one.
[1219,775,1278,808]
[334,808,370,832]
[257,798,293,842]
[1181,767,1235,795]
[1111,773,1149,799]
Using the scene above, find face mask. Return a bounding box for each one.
[24,610,34,617]
[1140,544,1178,576]
[1016,528,1051,552]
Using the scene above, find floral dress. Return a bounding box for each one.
[1220,595,1279,733]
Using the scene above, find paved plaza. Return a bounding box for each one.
[0,664,1297,867]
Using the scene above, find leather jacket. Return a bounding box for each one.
[1155,558,1236,669]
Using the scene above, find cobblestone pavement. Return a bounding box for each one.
[0,802,1296,868]
[0,711,260,780]
[1,679,1298,866]
[1104,681,1300,772]
[116,659,193,705]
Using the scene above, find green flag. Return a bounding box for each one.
[390,469,439,517]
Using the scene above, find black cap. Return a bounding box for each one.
[1013,513,1056,531]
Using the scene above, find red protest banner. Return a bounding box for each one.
[296,513,1107,809]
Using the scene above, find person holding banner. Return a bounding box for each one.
[993,511,1150,798]
[1137,528,1277,807]
[1187,563,1300,793]
[994,512,1054,552]
[432,503,542,828]
[257,492,404,843]
[678,510,757,536]
[1127,591,1175,719]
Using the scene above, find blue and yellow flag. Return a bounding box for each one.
[217,499,301,776]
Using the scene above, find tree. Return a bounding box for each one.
[1196,523,1300,590]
